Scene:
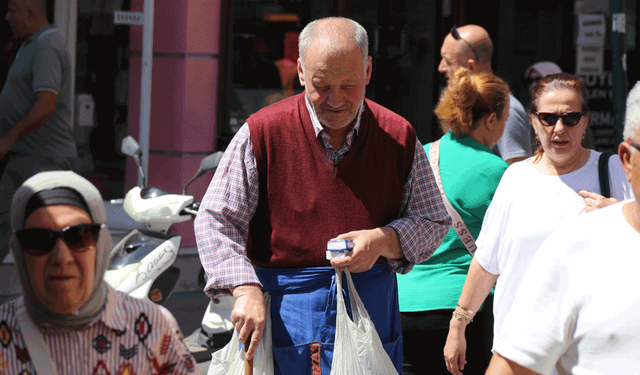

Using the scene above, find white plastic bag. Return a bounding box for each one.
[330,267,399,375]
[208,293,274,375]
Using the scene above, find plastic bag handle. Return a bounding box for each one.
[336,267,371,322]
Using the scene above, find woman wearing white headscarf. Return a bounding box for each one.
[0,170,198,374]
[524,61,562,96]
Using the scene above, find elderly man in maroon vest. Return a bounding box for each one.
[195,17,450,374]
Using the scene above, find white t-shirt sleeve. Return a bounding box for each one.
[473,167,518,276]
[493,228,580,375]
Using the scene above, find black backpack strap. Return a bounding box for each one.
[598,151,615,198]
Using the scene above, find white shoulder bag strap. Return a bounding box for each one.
[428,140,477,255]
[16,302,59,375]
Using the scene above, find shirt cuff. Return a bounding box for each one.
[385,221,419,274]
[203,258,263,298]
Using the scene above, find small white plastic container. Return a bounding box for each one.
[326,239,355,260]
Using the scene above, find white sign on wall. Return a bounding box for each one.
[576,44,604,75]
[576,13,605,76]
[577,14,606,45]
[114,10,144,26]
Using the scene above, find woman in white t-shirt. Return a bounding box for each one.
[443,73,633,375]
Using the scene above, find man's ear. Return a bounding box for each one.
[297,57,306,87]
[26,5,39,23]
[619,141,633,180]
[365,56,373,85]
[467,59,477,72]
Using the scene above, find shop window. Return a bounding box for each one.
[222,1,306,145]
[75,0,130,199]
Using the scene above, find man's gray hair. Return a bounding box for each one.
[298,17,368,71]
[624,81,640,140]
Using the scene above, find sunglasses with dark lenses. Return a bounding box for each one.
[451,25,480,63]
[535,112,584,127]
[15,223,104,256]
[523,77,541,85]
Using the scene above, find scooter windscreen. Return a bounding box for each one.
[109,230,167,270]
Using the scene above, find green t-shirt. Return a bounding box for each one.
[397,132,507,312]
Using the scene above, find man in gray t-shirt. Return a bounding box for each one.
[0,0,76,262]
[493,94,532,163]
[438,24,532,165]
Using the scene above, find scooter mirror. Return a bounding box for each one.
[182,151,224,195]
[121,136,146,188]
[199,151,224,173]
[121,136,142,158]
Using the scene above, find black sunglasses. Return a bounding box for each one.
[523,76,541,85]
[15,223,104,256]
[535,112,584,127]
[451,25,480,63]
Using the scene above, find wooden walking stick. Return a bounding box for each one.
[244,332,253,375]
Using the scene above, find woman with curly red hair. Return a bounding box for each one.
[398,68,511,375]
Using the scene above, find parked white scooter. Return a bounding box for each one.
[104,136,234,363]
[104,136,217,303]
[185,287,235,363]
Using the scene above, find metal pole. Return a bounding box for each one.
[54,0,78,130]
[139,0,155,187]
[610,0,627,143]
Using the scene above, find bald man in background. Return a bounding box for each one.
[439,25,532,165]
[0,0,76,264]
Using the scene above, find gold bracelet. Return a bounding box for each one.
[457,304,475,316]
[452,306,474,324]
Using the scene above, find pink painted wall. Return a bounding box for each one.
[126,0,222,247]
[130,0,220,55]
[127,57,218,152]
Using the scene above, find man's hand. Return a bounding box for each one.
[230,285,266,360]
[578,190,618,212]
[330,227,403,273]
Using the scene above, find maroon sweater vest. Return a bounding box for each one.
[247,93,416,268]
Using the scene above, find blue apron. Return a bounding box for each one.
[255,263,402,375]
